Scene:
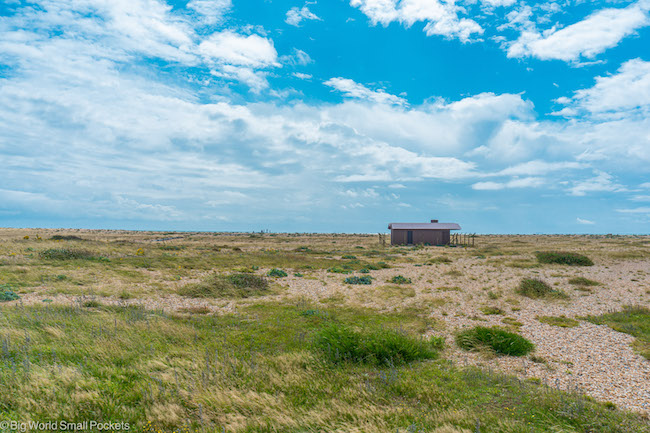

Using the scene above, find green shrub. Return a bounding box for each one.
[390,275,412,284]
[267,268,288,277]
[179,273,269,298]
[39,248,97,260]
[313,323,440,366]
[328,266,353,274]
[341,255,357,259]
[0,290,20,302]
[568,277,600,286]
[344,276,372,285]
[358,268,370,274]
[49,235,84,241]
[456,326,534,356]
[517,278,568,299]
[536,251,593,266]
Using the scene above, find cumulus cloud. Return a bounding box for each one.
[350,0,483,42]
[187,0,231,24]
[285,5,321,26]
[324,77,407,106]
[555,58,650,118]
[507,2,650,61]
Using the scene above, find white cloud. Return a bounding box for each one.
[199,31,278,67]
[576,217,595,225]
[472,177,544,190]
[293,72,313,80]
[569,171,626,196]
[481,0,516,8]
[324,77,407,106]
[507,2,650,61]
[187,0,231,24]
[556,59,650,118]
[350,0,483,42]
[616,207,650,214]
[497,160,585,176]
[285,5,321,26]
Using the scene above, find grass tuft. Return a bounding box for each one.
[267,268,288,277]
[537,315,579,328]
[39,248,97,260]
[313,322,440,366]
[568,276,600,286]
[456,326,535,356]
[179,273,269,298]
[517,278,568,299]
[536,251,594,266]
[390,275,412,284]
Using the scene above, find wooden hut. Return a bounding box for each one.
[388,219,461,246]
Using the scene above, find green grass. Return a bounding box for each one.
[537,315,580,328]
[568,276,601,286]
[584,306,650,360]
[0,303,647,432]
[313,323,440,366]
[39,248,98,260]
[456,326,535,356]
[517,278,569,299]
[178,273,269,298]
[536,251,594,266]
[480,306,505,315]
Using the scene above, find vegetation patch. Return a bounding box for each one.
[344,276,372,285]
[39,248,97,260]
[584,306,650,360]
[390,275,412,284]
[49,235,84,241]
[428,256,452,264]
[179,273,269,298]
[456,326,535,356]
[536,251,594,266]
[267,268,288,277]
[568,276,601,286]
[537,315,579,328]
[0,288,20,302]
[517,278,568,299]
[313,323,440,366]
[480,306,505,315]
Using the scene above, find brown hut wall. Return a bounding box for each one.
[391,229,451,245]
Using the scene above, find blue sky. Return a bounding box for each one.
[1,0,649,234]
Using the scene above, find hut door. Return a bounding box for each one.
[407,231,413,245]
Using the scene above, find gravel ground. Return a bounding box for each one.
[12,255,650,414]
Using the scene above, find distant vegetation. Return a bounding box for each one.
[456,326,535,356]
[390,275,411,284]
[344,276,372,285]
[536,251,594,266]
[267,268,288,277]
[39,248,97,260]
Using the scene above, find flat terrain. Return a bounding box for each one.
[1,228,649,432]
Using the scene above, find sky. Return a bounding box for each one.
[0,0,649,234]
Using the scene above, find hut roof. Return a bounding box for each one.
[388,222,461,230]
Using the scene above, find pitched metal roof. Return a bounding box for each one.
[388,223,461,230]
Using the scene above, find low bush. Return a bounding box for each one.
[390,275,412,284]
[267,268,288,277]
[0,289,20,302]
[341,255,357,259]
[456,326,534,356]
[536,251,594,266]
[344,276,372,285]
[179,273,269,298]
[568,276,600,286]
[328,266,352,274]
[39,248,96,260]
[313,323,441,366]
[49,235,84,241]
[517,278,568,299]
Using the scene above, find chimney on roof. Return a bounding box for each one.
[431,219,438,223]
